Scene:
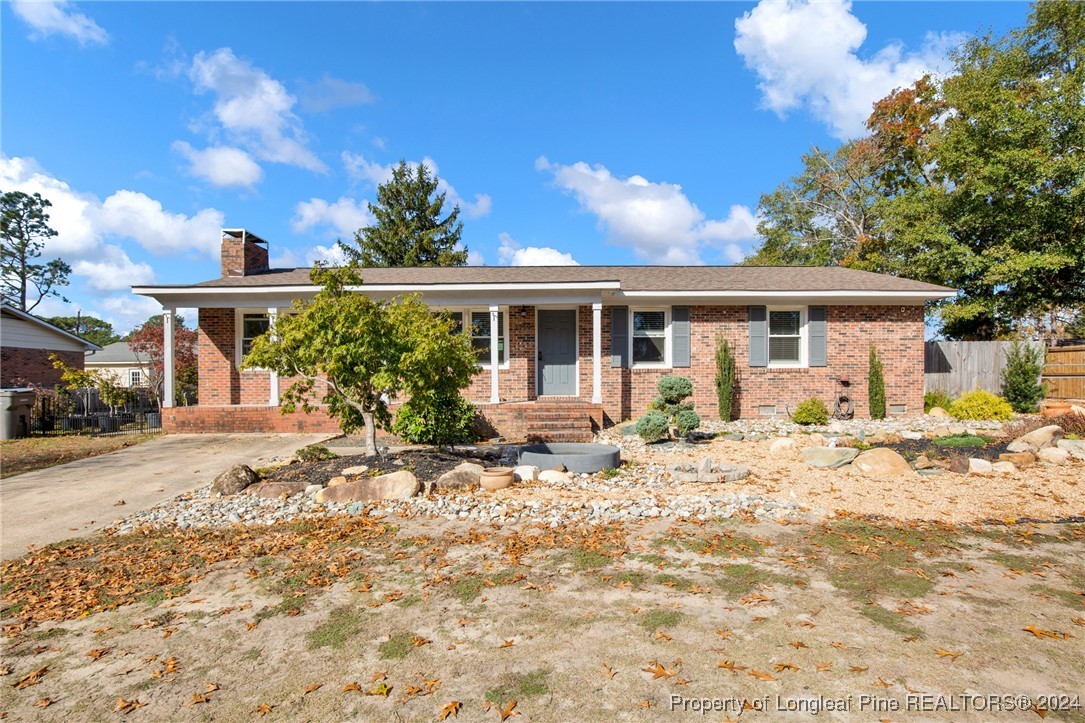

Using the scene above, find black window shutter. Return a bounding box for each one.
[672,306,690,368]
[749,305,767,367]
[610,306,628,368]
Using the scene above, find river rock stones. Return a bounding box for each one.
[211,464,259,496]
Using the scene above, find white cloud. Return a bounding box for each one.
[497,232,578,266]
[1,156,224,269]
[171,141,263,188]
[96,294,165,333]
[269,248,301,268]
[536,156,759,264]
[11,0,108,46]
[187,48,325,172]
[291,197,373,239]
[297,74,376,112]
[71,246,156,292]
[734,0,959,140]
[305,244,350,266]
[342,152,492,219]
[466,249,486,266]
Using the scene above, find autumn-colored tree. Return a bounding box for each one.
[127,315,198,405]
[242,264,478,455]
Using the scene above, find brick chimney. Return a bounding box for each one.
[221,229,269,277]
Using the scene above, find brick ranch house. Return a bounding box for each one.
[1,303,102,388]
[132,230,955,441]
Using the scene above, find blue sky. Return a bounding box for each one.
[2,1,1028,331]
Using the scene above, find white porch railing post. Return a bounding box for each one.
[592,302,602,404]
[489,305,500,404]
[268,307,279,406]
[162,308,176,408]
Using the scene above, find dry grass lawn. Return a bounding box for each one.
[0,435,155,479]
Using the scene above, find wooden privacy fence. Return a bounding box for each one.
[1043,345,1085,401]
[924,341,1039,397]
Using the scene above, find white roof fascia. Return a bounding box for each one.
[616,290,956,304]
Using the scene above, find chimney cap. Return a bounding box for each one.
[222,228,268,247]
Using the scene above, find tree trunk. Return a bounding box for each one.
[362,409,378,456]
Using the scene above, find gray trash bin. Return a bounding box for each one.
[0,388,36,440]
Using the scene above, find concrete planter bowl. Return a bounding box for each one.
[518,443,621,474]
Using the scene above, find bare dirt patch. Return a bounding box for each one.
[0,435,156,479]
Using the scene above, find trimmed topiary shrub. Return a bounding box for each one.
[792,397,829,426]
[868,345,886,419]
[652,376,694,417]
[1001,341,1045,413]
[636,411,669,443]
[947,389,1014,421]
[714,336,736,421]
[924,389,953,413]
[674,409,701,437]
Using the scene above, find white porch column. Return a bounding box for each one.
[489,305,500,404]
[268,307,280,406]
[592,302,602,404]
[162,308,176,408]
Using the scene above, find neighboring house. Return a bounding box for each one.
[133,229,956,440]
[0,303,102,388]
[84,342,148,388]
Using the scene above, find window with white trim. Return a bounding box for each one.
[129,369,142,387]
[631,309,667,365]
[240,313,270,358]
[470,310,507,366]
[768,309,803,365]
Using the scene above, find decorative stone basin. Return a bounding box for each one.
[519,443,621,474]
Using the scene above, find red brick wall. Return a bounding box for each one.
[221,235,269,277]
[1,347,82,388]
[190,303,925,433]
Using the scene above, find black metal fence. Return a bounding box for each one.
[29,388,164,437]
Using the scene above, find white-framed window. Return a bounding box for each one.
[768,307,806,367]
[129,369,142,387]
[434,307,508,368]
[240,313,270,358]
[631,308,669,367]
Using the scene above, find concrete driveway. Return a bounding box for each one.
[0,433,333,560]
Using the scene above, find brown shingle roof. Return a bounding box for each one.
[172,266,953,293]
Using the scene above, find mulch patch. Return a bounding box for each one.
[259,448,504,487]
[882,437,1012,464]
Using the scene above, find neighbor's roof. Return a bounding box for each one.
[85,341,140,364]
[149,265,955,293]
[0,303,103,351]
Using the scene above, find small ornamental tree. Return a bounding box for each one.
[242,264,478,456]
[1001,341,1045,413]
[714,336,736,421]
[128,315,198,405]
[648,375,700,438]
[868,345,886,419]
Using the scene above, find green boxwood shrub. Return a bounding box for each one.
[868,345,886,419]
[392,393,478,447]
[792,397,829,426]
[924,389,953,413]
[947,389,1014,421]
[297,444,337,462]
[636,411,669,443]
[674,409,701,437]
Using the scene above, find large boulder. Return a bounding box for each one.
[433,462,485,491]
[1007,425,1064,453]
[967,458,993,475]
[1037,447,1071,466]
[538,469,571,484]
[248,481,308,498]
[928,407,949,418]
[999,451,1036,468]
[769,438,798,456]
[851,448,914,476]
[802,447,859,469]
[316,470,420,503]
[1056,439,1085,461]
[211,464,259,496]
[513,465,540,482]
[991,461,1017,474]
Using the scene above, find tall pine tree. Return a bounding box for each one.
[339,161,468,267]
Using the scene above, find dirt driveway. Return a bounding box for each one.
[0,433,331,560]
